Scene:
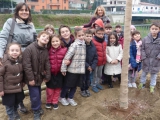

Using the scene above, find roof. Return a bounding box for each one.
[139,2,159,6]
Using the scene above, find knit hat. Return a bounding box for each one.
[130,25,136,30]
[93,18,104,28]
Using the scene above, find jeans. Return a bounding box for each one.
[5,104,18,119]
[140,71,157,87]
[61,86,77,99]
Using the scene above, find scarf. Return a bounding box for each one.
[94,36,104,43]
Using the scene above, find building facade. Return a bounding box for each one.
[26,0,69,12]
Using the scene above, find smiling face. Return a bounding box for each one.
[18,5,29,20]
[37,33,50,47]
[51,37,61,49]
[8,44,21,59]
[96,7,104,17]
[60,27,71,40]
[133,33,141,41]
[109,35,116,44]
[95,30,104,39]
[75,30,85,41]
[85,33,92,44]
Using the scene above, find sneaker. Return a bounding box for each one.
[108,84,113,88]
[45,103,52,109]
[33,110,40,120]
[85,90,91,97]
[18,102,28,114]
[96,84,103,90]
[138,83,144,89]
[59,98,69,106]
[80,91,88,97]
[14,111,20,120]
[39,109,44,115]
[53,104,59,110]
[67,98,77,106]
[132,83,137,88]
[92,86,99,93]
[128,83,132,87]
[150,86,154,93]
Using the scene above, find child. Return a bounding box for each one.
[60,27,86,106]
[58,25,75,48]
[130,25,136,33]
[23,31,51,119]
[80,29,98,97]
[45,35,67,110]
[92,18,104,29]
[104,24,112,43]
[128,31,142,88]
[104,32,123,88]
[0,43,25,120]
[114,24,124,48]
[44,24,55,35]
[138,23,160,93]
[91,27,107,92]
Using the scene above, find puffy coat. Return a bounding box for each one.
[141,33,160,74]
[23,41,51,86]
[0,54,23,93]
[49,46,67,75]
[129,40,141,71]
[0,18,37,59]
[92,37,107,66]
[104,44,123,75]
[61,39,86,74]
[85,41,98,70]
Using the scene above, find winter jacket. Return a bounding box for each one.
[61,34,75,48]
[0,54,23,93]
[104,44,123,75]
[129,40,141,72]
[49,46,67,75]
[0,18,37,59]
[141,33,160,74]
[92,36,107,66]
[61,39,86,74]
[23,41,51,86]
[113,30,124,48]
[85,41,98,70]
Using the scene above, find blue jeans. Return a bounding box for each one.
[60,86,77,99]
[5,104,18,119]
[140,71,157,87]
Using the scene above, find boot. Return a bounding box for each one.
[18,101,28,114]
[13,110,20,120]
[33,110,41,120]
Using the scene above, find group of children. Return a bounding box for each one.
[1,21,160,120]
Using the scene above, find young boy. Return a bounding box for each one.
[138,23,160,93]
[23,31,51,120]
[91,27,107,93]
[104,24,112,43]
[44,24,55,35]
[80,29,98,97]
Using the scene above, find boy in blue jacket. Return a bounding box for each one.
[80,29,98,97]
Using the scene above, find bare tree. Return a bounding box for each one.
[119,0,132,109]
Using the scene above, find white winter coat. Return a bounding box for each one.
[104,44,123,75]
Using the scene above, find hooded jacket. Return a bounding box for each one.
[92,19,104,28]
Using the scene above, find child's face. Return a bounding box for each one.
[51,37,61,49]
[8,44,21,59]
[133,34,141,41]
[85,34,92,43]
[76,30,85,41]
[110,35,116,44]
[105,28,112,34]
[130,28,136,33]
[60,27,71,40]
[95,30,104,39]
[150,25,159,37]
[115,27,121,33]
[46,28,54,35]
[95,24,100,29]
[37,33,50,46]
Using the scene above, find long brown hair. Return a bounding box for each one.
[14,2,32,22]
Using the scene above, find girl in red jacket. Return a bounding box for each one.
[46,35,67,110]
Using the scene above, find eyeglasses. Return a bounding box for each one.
[96,33,104,36]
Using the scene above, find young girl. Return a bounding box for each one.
[45,35,67,110]
[128,31,142,88]
[58,25,75,48]
[0,43,25,120]
[60,27,86,106]
[139,23,160,93]
[44,24,55,35]
[104,32,123,88]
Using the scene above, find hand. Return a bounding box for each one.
[114,59,119,64]
[43,79,48,83]
[29,80,35,86]
[0,91,4,96]
[64,60,70,66]
[62,72,66,76]
[110,61,115,64]
[88,66,92,72]
[0,58,2,66]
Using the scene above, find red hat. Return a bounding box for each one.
[93,19,104,28]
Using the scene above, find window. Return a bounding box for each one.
[114,1,116,4]
[31,5,35,10]
[146,7,148,9]
[64,7,66,10]
[57,0,59,3]
[42,0,44,2]
[57,6,59,10]
[50,0,52,3]
[64,0,66,3]
[42,6,44,9]
[155,7,157,10]
[151,7,153,9]
[110,1,112,4]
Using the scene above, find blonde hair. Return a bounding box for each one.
[94,6,106,17]
[44,24,55,33]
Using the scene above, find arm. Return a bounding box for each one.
[0,65,5,92]
[83,17,97,28]
[61,43,76,72]
[91,51,98,70]
[44,51,51,82]
[0,18,13,59]
[22,48,34,82]
[141,38,147,60]
[106,47,113,63]
[129,44,137,68]
[116,45,123,61]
